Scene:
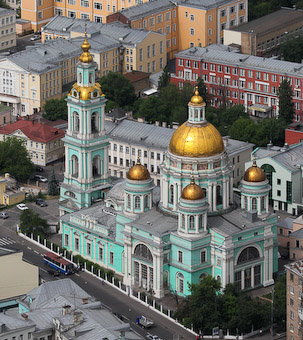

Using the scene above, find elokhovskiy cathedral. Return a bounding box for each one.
[59,34,278,298]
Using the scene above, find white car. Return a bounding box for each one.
[146,334,163,340]
[17,203,28,211]
[34,175,48,183]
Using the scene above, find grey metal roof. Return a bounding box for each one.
[0,246,16,256]
[230,8,303,36]
[0,8,15,16]
[277,217,295,230]
[254,143,303,172]
[290,228,303,238]
[43,15,158,45]
[0,312,35,331]
[175,45,303,77]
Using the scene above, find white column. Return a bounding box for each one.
[173,182,177,211]
[229,176,233,203]
[251,266,254,288]
[130,194,134,212]
[226,178,230,206]
[87,152,91,180]
[195,215,199,233]
[257,197,261,215]
[208,183,213,211]
[213,183,217,211]
[177,182,181,202]
[185,215,188,233]
[266,195,269,213]
[160,176,163,204]
[164,179,168,208]
[223,180,227,209]
[222,258,227,289]
[139,263,142,287]
[104,146,108,178]
[241,269,245,290]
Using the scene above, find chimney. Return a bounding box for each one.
[172,122,179,129]
[155,121,160,126]
[62,305,72,315]
[81,298,88,305]
[223,138,228,147]
[267,141,273,150]
[162,122,167,128]
[21,313,28,320]
[72,311,83,324]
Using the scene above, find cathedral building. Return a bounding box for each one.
[59,36,278,298]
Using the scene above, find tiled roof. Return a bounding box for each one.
[0,119,65,143]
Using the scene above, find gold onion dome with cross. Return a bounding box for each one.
[79,32,93,63]
[127,158,151,181]
[181,178,204,200]
[169,86,224,157]
[243,159,266,182]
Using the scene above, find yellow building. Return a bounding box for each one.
[0,8,16,52]
[107,0,248,57]
[0,247,39,300]
[21,0,150,31]
[0,174,25,206]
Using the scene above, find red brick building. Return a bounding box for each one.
[171,45,303,121]
[285,124,303,145]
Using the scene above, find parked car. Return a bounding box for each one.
[36,166,43,172]
[136,315,154,328]
[17,203,28,211]
[36,198,48,207]
[34,175,48,183]
[0,211,9,219]
[30,34,41,41]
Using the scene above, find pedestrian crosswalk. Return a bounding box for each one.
[0,237,16,246]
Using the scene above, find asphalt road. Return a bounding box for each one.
[0,206,195,340]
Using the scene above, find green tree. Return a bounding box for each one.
[0,137,33,181]
[278,79,295,124]
[19,209,48,237]
[158,65,170,91]
[196,77,210,105]
[43,98,68,121]
[274,276,286,331]
[280,36,303,63]
[0,0,10,8]
[48,168,59,196]
[99,72,136,108]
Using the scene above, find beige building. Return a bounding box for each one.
[224,8,303,57]
[105,117,254,186]
[285,260,303,340]
[0,118,65,165]
[0,247,39,300]
[42,16,167,75]
[0,8,16,52]
[5,0,20,11]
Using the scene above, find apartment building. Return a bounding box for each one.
[21,0,150,31]
[285,260,303,340]
[108,0,248,59]
[171,44,303,121]
[0,8,16,52]
[0,118,65,165]
[105,117,254,185]
[224,8,303,57]
[42,16,167,74]
[5,0,20,10]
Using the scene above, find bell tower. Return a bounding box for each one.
[59,32,111,216]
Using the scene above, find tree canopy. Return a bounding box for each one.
[280,36,303,63]
[278,79,295,124]
[0,137,33,181]
[48,168,59,196]
[43,98,68,121]
[158,66,171,91]
[99,72,136,111]
[0,0,10,9]
[19,209,48,237]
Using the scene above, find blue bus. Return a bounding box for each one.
[43,252,75,275]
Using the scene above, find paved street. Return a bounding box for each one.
[0,207,195,340]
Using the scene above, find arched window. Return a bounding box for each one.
[73,112,80,132]
[163,270,169,288]
[199,215,203,229]
[202,188,207,197]
[237,247,260,265]
[244,196,248,210]
[252,198,257,210]
[134,244,153,262]
[199,273,207,282]
[177,273,184,293]
[189,215,195,229]
[144,195,149,209]
[71,155,79,177]
[91,112,98,133]
[261,196,265,211]
[135,196,141,209]
[65,191,75,198]
[169,184,174,204]
[78,72,82,83]
[127,195,131,209]
[89,73,93,83]
[92,155,101,177]
[217,275,221,287]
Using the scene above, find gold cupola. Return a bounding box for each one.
[190,86,205,106]
[127,158,150,181]
[243,159,266,182]
[181,178,204,200]
[169,86,224,157]
[79,32,93,63]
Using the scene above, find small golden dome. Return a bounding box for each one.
[181,178,204,200]
[69,83,103,101]
[79,33,93,63]
[243,160,266,182]
[127,158,150,181]
[190,86,205,106]
[169,121,224,157]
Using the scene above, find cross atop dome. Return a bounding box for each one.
[79,28,93,63]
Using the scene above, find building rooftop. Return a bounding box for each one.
[290,228,303,238]
[230,8,303,36]
[0,8,15,16]
[0,247,16,257]
[285,259,303,277]
[277,217,295,230]
[175,44,303,77]
[0,118,65,143]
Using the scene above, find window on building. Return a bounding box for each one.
[135,196,140,209]
[109,251,114,265]
[178,250,183,263]
[201,250,206,263]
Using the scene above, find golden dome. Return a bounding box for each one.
[127,159,150,181]
[69,82,103,101]
[190,86,205,106]
[243,160,266,182]
[79,33,93,63]
[169,121,224,157]
[181,179,204,200]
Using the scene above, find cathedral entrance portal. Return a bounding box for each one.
[133,244,154,291]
